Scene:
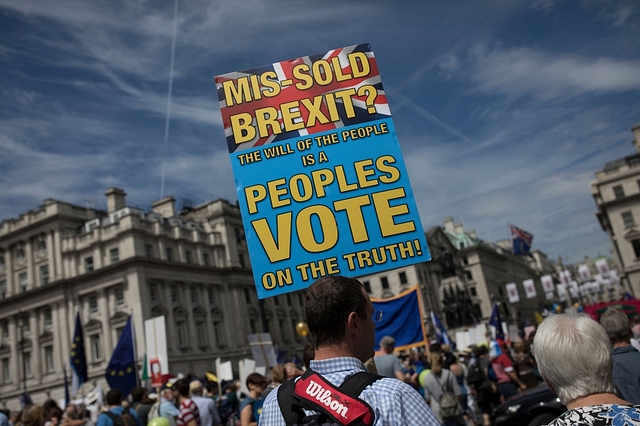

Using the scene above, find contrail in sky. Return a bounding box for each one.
[160,0,179,198]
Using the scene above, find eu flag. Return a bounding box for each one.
[372,286,426,351]
[70,312,88,396]
[489,302,505,341]
[106,315,138,396]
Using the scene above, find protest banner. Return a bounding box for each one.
[215,44,430,298]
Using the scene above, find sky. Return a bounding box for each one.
[1,0,639,264]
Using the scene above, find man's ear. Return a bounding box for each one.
[346,311,360,335]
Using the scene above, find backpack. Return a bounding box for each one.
[466,359,484,385]
[434,373,461,419]
[277,368,382,426]
[147,402,161,422]
[104,408,137,426]
[218,395,240,426]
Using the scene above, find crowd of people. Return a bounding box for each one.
[4,275,640,426]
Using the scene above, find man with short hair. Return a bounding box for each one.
[259,275,438,426]
[159,388,179,426]
[374,335,405,381]
[96,389,142,426]
[599,308,640,404]
[534,313,639,425]
[189,380,221,426]
[172,378,201,426]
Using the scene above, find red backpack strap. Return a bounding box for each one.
[277,369,380,426]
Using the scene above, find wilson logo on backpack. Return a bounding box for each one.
[303,379,349,419]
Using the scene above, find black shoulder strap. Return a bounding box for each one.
[277,368,382,426]
[104,411,117,420]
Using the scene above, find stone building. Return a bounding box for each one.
[591,125,640,297]
[0,188,305,409]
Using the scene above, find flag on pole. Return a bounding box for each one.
[371,286,427,351]
[430,311,456,351]
[106,315,138,397]
[70,312,88,396]
[63,366,71,407]
[140,353,149,383]
[510,224,533,256]
[19,391,33,409]
[489,302,505,341]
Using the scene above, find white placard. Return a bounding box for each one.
[506,282,520,303]
[523,279,536,299]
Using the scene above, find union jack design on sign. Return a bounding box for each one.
[215,44,390,153]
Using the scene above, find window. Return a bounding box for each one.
[399,271,408,285]
[208,288,215,305]
[0,279,6,299]
[43,307,52,327]
[115,327,124,341]
[632,239,640,259]
[196,322,206,347]
[459,242,465,249]
[176,322,187,348]
[90,334,102,361]
[239,253,245,267]
[149,283,157,302]
[213,321,223,346]
[462,256,468,266]
[1,321,8,339]
[614,185,625,199]
[110,248,119,263]
[622,211,635,228]
[44,345,54,373]
[363,281,372,294]
[470,287,477,297]
[19,272,28,293]
[85,256,94,272]
[145,244,153,258]
[274,296,279,306]
[40,264,49,286]
[185,251,192,264]
[1,358,9,384]
[19,313,30,332]
[0,255,4,268]
[235,227,243,244]
[249,318,258,334]
[171,285,178,303]
[380,276,389,290]
[465,270,473,281]
[203,253,210,266]
[286,294,292,306]
[89,294,98,315]
[244,288,251,304]
[23,351,32,378]
[190,287,197,304]
[16,248,25,262]
[38,240,46,253]
[115,287,125,307]
[166,248,173,261]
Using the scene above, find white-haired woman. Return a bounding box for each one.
[534,313,640,426]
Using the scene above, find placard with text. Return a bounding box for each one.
[215,43,430,299]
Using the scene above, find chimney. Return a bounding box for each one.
[467,229,477,239]
[443,217,454,232]
[454,222,464,234]
[152,196,176,218]
[105,188,126,213]
[633,125,640,154]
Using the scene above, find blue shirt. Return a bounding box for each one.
[0,412,9,426]
[612,345,640,404]
[160,397,180,418]
[97,406,142,426]
[258,357,439,426]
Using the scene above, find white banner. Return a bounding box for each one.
[541,274,555,293]
[523,279,537,299]
[215,357,234,382]
[595,259,610,277]
[559,270,572,286]
[506,282,520,303]
[578,264,591,281]
[557,283,567,302]
[545,291,554,300]
[609,270,620,285]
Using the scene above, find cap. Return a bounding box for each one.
[189,380,203,391]
[380,336,395,347]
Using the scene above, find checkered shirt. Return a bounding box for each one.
[258,357,439,426]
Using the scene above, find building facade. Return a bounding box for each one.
[591,126,640,297]
[0,188,305,409]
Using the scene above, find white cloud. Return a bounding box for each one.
[471,46,640,99]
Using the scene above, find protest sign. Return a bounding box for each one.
[215,44,430,298]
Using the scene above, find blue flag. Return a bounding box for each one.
[489,302,505,341]
[19,391,33,409]
[510,224,533,256]
[430,311,456,351]
[372,287,426,351]
[106,315,138,396]
[70,312,88,396]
